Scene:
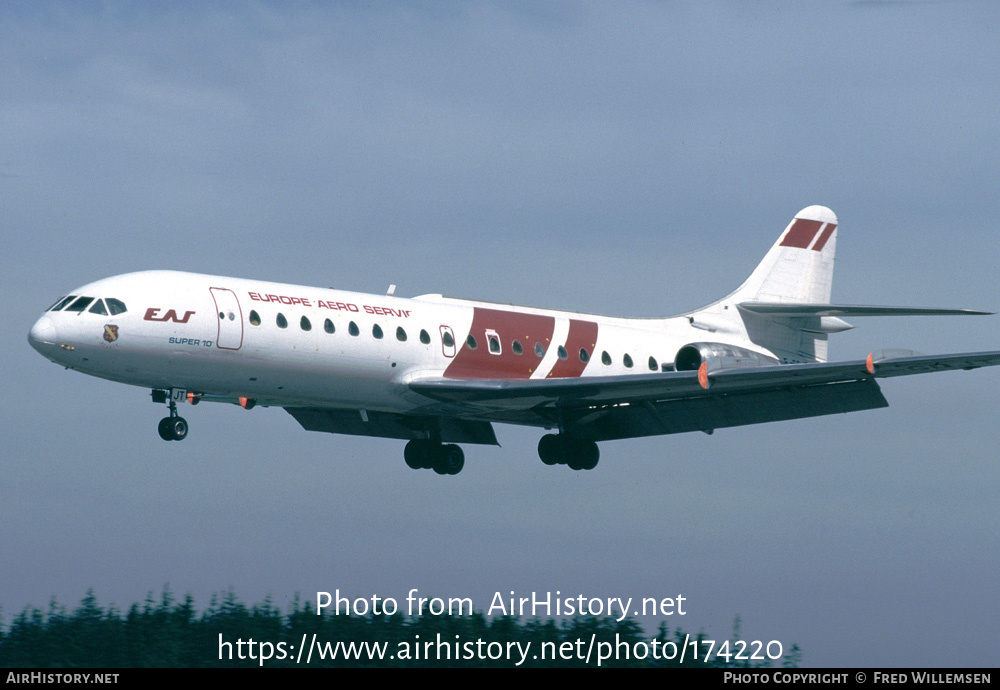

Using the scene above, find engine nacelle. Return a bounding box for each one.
[674,342,779,373]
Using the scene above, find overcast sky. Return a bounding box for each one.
[3,1,998,668]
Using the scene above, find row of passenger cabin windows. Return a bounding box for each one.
[247,309,664,370]
[47,295,128,316]
[249,310,431,343]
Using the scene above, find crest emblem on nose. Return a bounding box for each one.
[104,325,119,343]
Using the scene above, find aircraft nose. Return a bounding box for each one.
[28,315,58,352]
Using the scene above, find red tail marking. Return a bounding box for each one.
[811,223,837,252]
[780,219,824,249]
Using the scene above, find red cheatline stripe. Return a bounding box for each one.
[443,307,555,380]
[779,219,823,249]
[811,223,836,252]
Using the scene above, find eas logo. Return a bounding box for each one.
[144,308,196,323]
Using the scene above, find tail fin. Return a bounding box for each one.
[688,206,839,363]
[729,204,838,305]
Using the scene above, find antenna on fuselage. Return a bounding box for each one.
[386,284,396,297]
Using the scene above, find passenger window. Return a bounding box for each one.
[579,348,589,363]
[488,335,501,354]
[301,316,312,331]
[349,321,359,336]
[373,324,383,339]
[277,313,288,329]
[557,345,568,360]
[442,331,455,348]
[466,335,478,350]
[249,310,261,326]
[106,298,127,315]
[602,351,612,365]
[324,318,335,334]
[512,340,523,355]
[534,342,545,358]
[396,327,407,342]
[623,354,633,368]
[88,300,108,316]
[65,296,95,312]
[419,329,431,344]
[648,356,658,371]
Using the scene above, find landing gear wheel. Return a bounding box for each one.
[169,417,189,441]
[539,435,599,470]
[432,444,465,475]
[538,434,562,465]
[404,440,464,475]
[404,440,434,470]
[158,416,188,441]
[158,417,174,441]
[567,440,599,471]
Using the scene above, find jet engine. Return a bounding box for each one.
[674,342,779,373]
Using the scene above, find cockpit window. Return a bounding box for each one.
[88,299,108,316]
[106,298,127,315]
[49,296,77,312]
[65,296,95,313]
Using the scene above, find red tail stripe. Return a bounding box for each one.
[811,223,836,252]
[780,219,823,249]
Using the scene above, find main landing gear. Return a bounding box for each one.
[152,389,189,441]
[404,439,465,475]
[538,434,599,471]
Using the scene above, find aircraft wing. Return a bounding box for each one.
[407,350,1000,442]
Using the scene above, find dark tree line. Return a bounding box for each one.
[0,588,800,668]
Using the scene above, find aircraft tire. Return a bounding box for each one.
[576,440,599,471]
[433,444,465,475]
[157,417,175,441]
[537,434,563,465]
[169,417,189,441]
[404,440,430,470]
[565,439,599,470]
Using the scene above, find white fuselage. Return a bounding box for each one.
[28,270,769,422]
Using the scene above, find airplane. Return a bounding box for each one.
[28,205,1000,475]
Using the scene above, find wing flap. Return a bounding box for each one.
[567,379,888,441]
[285,407,499,445]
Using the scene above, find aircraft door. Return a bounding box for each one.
[210,287,244,350]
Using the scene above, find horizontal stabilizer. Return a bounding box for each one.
[738,302,992,317]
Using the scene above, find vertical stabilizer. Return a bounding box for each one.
[730,205,837,305]
[689,206,839,363]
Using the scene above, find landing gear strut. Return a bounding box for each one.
[154,389,189,441]
[538,434,599,470]
[404,439,465,475]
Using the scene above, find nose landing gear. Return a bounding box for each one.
[152,389,189,441]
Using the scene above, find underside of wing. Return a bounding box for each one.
[407,350,1000,442]
[285,407,499,445]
